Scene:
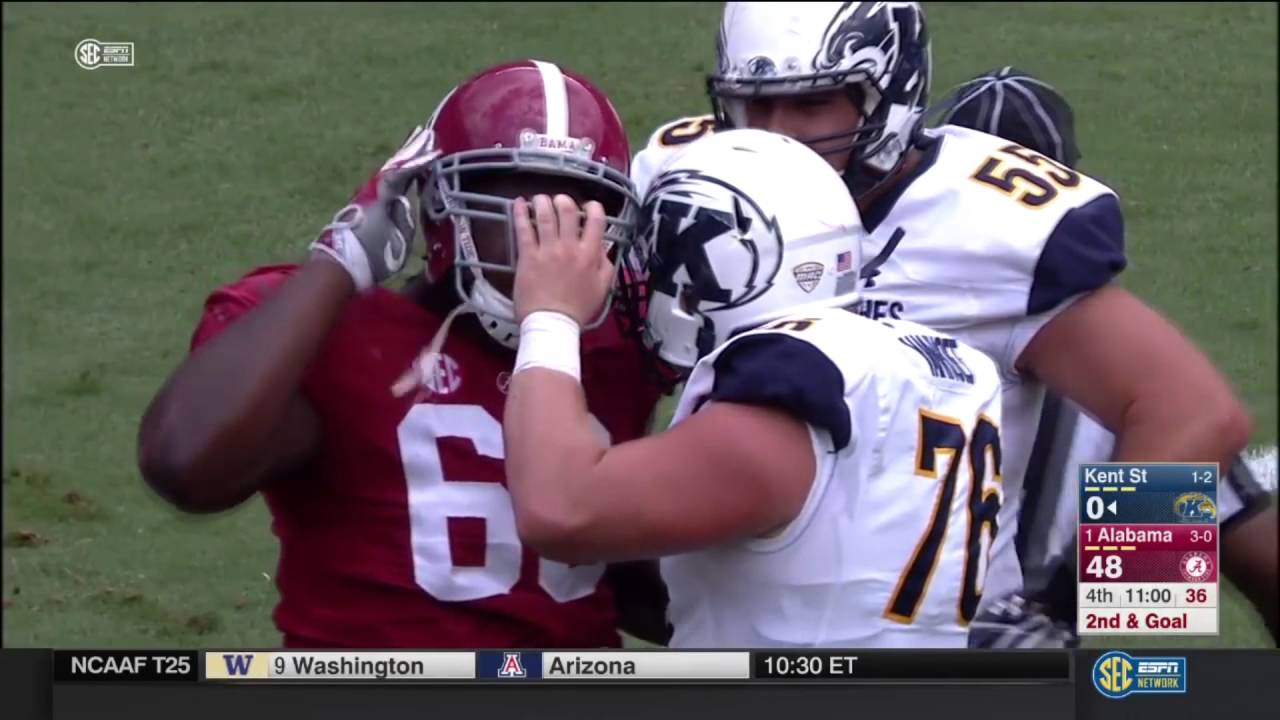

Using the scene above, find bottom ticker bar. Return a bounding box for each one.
[59,649,1070,685]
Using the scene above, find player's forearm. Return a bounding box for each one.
[138,257,351,510]
[1109,390,1251,470]
[504,368,609,560]
[1023,286,1252,470]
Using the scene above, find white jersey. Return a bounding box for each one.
[635,120,1130,615]
[661,308,1004,648]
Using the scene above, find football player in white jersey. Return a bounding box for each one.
[501,128,1008,648]
[932,67,1278,644]
[632,2,1254,627]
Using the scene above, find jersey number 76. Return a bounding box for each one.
[885,409,1003,625]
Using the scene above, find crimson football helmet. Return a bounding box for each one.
[420,59,638,348]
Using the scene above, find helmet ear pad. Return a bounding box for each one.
[419,173,454,284]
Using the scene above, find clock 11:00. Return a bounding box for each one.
[1127,587,1171,604]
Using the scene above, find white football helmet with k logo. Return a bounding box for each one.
[635,129,865,370]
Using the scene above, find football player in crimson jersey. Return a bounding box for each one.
[137,60,668,649]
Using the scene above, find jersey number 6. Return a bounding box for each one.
[886,410,1003,625]
[398,404,606,604]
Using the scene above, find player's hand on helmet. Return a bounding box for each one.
[512,194,614,327]
[310,124,439,293]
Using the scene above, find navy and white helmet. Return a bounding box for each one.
[634,129,865,371]
[707,2,932,196]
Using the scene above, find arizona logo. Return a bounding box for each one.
[498,652,527,678]
[792,262,824,293]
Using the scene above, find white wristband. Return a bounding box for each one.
[514,311,582,381]
[310,221,374,292]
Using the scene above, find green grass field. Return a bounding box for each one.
[3,2,1276,648]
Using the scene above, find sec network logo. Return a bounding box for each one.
[75,38,134,70]
[1092,651,1187,699]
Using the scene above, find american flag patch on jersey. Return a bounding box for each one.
[836,251,853,272]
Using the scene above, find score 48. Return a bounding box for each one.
[1085,554,1124,580]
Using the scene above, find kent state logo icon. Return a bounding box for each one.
[1092,651,1187,699]
[1173,492,1216,522]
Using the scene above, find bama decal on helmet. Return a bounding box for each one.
[814,1,915,76]
[518,128,597,156]
[639,169,783,311]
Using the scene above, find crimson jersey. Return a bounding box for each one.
[190,264,660,648]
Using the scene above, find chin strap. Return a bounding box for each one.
[388,274,520,398]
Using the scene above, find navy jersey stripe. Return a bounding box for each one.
[1028,193,1128,316]
[1016,393,1082,595]
[703,334,852,451]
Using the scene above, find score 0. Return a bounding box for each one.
[1083,494,1118,522]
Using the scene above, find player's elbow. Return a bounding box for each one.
[138,445,226,515]
[137,406,238,515]
[1135,384,1253,462]
[1207,397,1253,459]
[515,503,597,565]
[1182,383,1254,459]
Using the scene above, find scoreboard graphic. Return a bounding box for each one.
[1077,463,1219,635]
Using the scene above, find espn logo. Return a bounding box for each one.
[1136,661,1181,675]
[204,652,271,680]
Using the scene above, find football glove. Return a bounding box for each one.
[310,124,438,292]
